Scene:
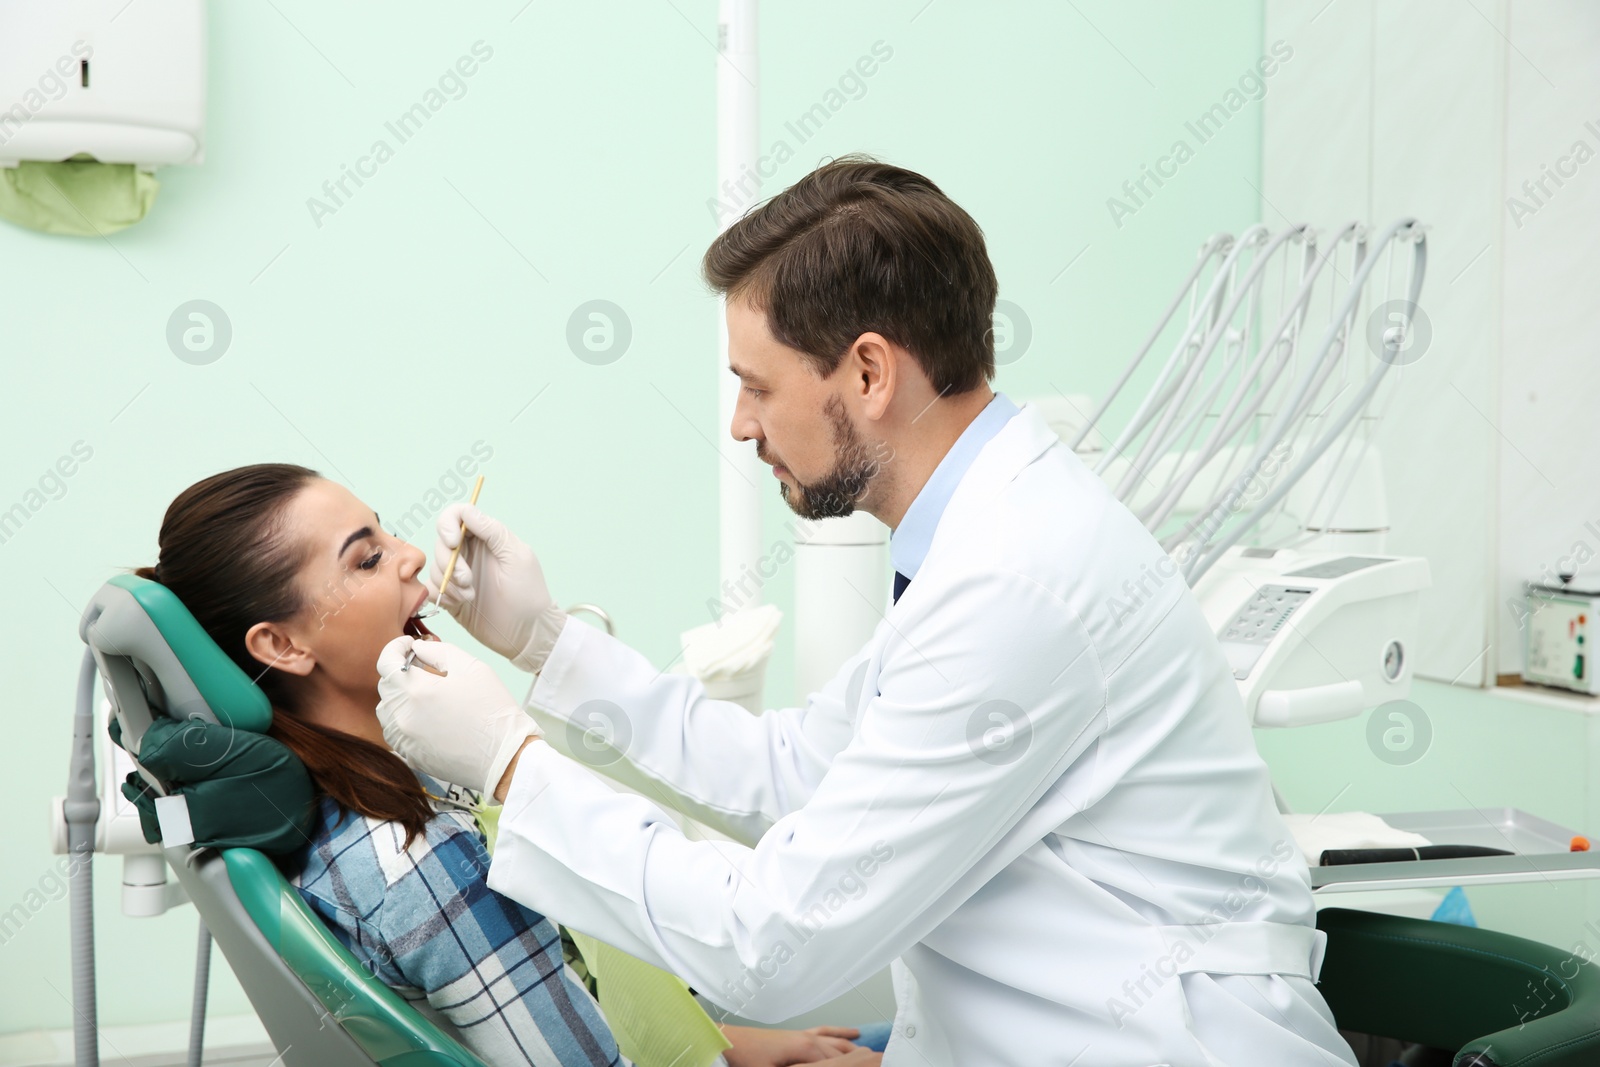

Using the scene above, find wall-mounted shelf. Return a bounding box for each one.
[1491,676,1600,717]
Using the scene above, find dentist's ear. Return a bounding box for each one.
[848,330,897,421]
[244,620,317,677]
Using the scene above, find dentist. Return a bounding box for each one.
[377,157,1357,1067]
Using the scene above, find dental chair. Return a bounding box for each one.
[66,574,487,1067]
[63,576,1600,1067]
[1315,907,1600,1066]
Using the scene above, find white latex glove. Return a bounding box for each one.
[376,637,540,798]
[428,503,567,674]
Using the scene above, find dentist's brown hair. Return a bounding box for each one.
[703,153,999,395]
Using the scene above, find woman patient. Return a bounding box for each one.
[136,463,883,1067]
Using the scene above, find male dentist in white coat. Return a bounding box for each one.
[377,157,1358,1067]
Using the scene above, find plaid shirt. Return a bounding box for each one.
[290,772,627,1067]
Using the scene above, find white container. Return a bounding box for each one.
[0,0,206,168]
[794,510,888,703]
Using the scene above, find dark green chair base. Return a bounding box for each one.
[1317,907,1600,1067]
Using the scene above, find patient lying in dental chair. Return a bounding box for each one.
[135,463,883,1067]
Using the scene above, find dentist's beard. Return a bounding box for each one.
[779,395,881,521]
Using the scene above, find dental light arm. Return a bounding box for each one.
[1070,232,1234,454]
[1182,219,1426,583]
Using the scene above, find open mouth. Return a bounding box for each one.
[404,587,436,640]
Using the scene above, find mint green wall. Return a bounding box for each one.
[0,0,1330,1036]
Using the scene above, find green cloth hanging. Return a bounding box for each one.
[474,800,733,1067]
[0,155,159,236]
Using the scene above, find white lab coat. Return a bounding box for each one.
[486,402,1358,1067]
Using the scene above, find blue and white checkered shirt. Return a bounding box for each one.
[290,772,627,1067]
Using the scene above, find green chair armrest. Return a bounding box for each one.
[1316,907,1600,1067]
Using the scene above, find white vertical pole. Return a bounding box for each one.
[716,0,763,609]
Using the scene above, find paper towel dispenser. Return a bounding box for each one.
[0,0,206,169]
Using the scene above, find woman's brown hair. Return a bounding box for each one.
[133,463,433,849]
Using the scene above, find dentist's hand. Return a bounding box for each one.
[377,637,540,798]
[427,503,568,674]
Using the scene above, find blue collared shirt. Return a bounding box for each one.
[890,391,1021,582]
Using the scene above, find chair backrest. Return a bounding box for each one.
[1317,906,1600,1067]
[81,574,487,1067]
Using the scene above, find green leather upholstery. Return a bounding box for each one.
[223,849,487,1067]
[103,574,271,732]
[1317,906,1600,1066]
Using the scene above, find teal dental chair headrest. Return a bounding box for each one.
[81,573,272,747]
[82,573,316,858]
